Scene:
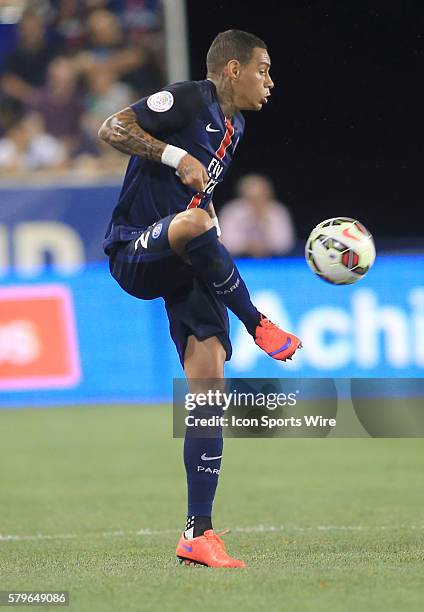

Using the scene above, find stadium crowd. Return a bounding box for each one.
[220,174,296,257]
[0,0,165,176]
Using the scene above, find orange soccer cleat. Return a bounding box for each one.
[176,529,246,568]
[254,314,302,361]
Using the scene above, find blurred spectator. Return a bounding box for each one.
[50,0,87,53]
[219,175,296,258]
[0,1,164,176]
[0,113,67,173]
[117,0,163,36]
[83,65,133,139]
[0,10,62,103]
[30,56,86,156]
[117,0,165,92]
[73,9,136,73]
[84,8,123,58]
[0,96,23,138]
[73,8,161,96]
[51,0,163,52]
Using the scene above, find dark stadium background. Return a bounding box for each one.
[187,0,424,240]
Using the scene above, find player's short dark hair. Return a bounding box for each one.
[206,29,267,74]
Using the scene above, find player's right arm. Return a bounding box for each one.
[98,107,208,192]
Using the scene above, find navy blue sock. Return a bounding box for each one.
[185,227,260,335]
[184,432,223,536]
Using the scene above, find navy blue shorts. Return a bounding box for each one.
[108,214,231,366]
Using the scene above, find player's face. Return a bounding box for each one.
[234,47,274,111]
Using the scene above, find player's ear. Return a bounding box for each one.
[226,59,241,81]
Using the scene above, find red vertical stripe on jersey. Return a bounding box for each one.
[187,192,203,209]
[185,118,234,209]
[216,118,235,160]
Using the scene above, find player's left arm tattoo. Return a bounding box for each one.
[98,107,165,160]
[99,107,208,191]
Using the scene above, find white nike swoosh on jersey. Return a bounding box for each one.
[213,268,234,288]
[206,123,220,133]
[201,453,223,461]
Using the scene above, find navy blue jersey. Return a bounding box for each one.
[103,79,245,254]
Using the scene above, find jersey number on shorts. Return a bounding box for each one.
[135,231,150,251]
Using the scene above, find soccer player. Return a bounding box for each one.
[99,29,302,568]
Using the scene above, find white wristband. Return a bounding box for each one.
[161,144,187,169]
[212,216,222,237]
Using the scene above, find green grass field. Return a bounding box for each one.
[1,405,423,611]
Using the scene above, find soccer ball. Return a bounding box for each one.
[305,217,376,285]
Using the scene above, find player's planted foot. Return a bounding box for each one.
[254,314,302,361]
[176,529,246,568]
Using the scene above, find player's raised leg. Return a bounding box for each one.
[175,335,245,568]
[168,208,302,362]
